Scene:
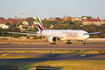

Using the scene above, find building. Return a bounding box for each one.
[22,21,29,26]
[0,18,17,24]
[0,24,9,29]
[15,18,27,24]
[64,14,67,21]
[64,14,71,21]
[74,18,82,21]
[71,17,76,21]
[47,18,55,21]
[82,15,105,26]
[64,14,82,21]
[101,19,105,22]
[33,17,45,20]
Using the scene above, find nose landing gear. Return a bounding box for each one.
[66,40,72,44]
[81,40,86,44]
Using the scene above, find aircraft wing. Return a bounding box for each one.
[23,31,37,33]
[88,32,100,35]
[8,32,40,35]
[8,32,63,38]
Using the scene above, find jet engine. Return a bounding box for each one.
[48,36,58,43]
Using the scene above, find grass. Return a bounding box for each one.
[0,49,105,54]
[0,55,34,59]
[0,54,35,59]
[0,60,105,70]
[0,50,104,54]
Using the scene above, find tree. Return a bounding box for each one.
[70,22,74,26]
[90,35,100,38]
[49,17,53,19]
[18,21,23,26]
[55,17,62,21]
[26,17,34,26]
[0,29,2,36]
[73,21,81,26]
[0,17,5,19]
[63,21,70,26]
[42,20,56,28]
[11,23,16,28]
[81,16,92,19]
[86,16,92,19]
[100,33,105,38]
[81,16,86,18]
[6,22,10,25]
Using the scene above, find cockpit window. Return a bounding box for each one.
[84,33,88,35]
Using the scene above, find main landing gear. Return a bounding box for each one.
[66,40,72,44]
[50,43,56,44]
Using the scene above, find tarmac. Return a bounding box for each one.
[0,41,105,63]
[0,53,105,63]
[0,43,105,50]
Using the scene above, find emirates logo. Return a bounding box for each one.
[62,32,78,37]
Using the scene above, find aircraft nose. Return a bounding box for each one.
[86,34,89,39]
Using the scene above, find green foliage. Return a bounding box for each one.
[8,28,20,32]
[6,22,10,25]
[0,29,11,37]
[18,21,23,26]
[33,36,42,39]
[63,21,70,26]
[0,17,105,38]
[0,17,5,19]
[89,35,100,38]
[26,17,34,26]
[87,16,92,19]
[81,16,86,18]
[11,23,16,28]
[73,21,81,26]
[23,27,28,29]
[54,24,65,29]
[42,20,56,28]
[49,17,53,19]
[55,17,62,21]
[25,27,37,32]
[81,16,92,19]
[100,33,105,38]
[74,50,80,52]
[0,28,20,37]
[13,34,20,38]
[52,19,105,38]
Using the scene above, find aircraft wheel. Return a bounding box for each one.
[66,42,72,44]
[83,42,86,45]
[82,41,86,45]
[70,42,72,44]
[81,40,86,45]
[50,43,56,44]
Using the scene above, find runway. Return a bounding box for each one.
[0,53,105,63]
[0,43,105,63]
[0,43,105,50]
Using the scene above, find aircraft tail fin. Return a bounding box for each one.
[37,15,44,31]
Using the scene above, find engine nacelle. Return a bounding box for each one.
[48,36,58,43]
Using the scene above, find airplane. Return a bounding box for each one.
[8,15,100,44]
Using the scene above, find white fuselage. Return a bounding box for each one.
[38,30,89,41]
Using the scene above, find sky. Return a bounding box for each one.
[0,0,105,19]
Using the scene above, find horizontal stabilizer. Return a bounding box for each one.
[8,32,40,35]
